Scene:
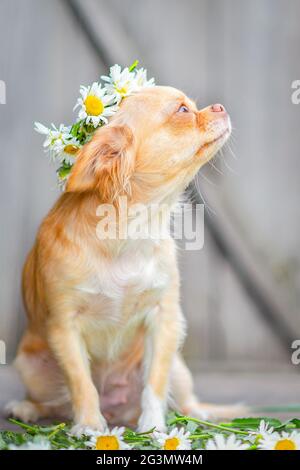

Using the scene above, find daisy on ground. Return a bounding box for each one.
[205,433,249,450]
[73,82,117,128]
[248,419,275,445]
[153,427,192,450]
[85,426,132,450]
[257,419,275,436]
[8,438,52,450]
[258,430,300,450]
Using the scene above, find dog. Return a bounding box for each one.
[5,86,245,434]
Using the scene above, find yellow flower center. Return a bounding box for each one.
[275,439,296,450]
[64,144,79,155]
[164,437,180,450]
[96,435,120,450]
[51,133,62,145]
[115,83,128,96]
[84,95,104,116]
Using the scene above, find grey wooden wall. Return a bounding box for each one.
[0,0,299,370]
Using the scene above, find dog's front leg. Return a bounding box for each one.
[47,313,106,435]
[138,294,184,432]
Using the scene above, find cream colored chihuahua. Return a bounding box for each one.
[6,86,244,434]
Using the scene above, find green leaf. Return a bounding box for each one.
[275,418,300,431]
[229,417,282,430]
[70,121,82,137]
[289,418,300,428]
[186,421,199,433]
[0,434,7,450]
[166,410,178,426]
[57,164,72,180]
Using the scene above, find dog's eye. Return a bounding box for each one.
[177,104,189,113]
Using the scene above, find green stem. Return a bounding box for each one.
[129,59,139,72]
[48,423,66,439]
[135,428,156,436]
[8,418,38,434]
[170,416,249,436]
[190,434,212,440]
[248,444,258,450]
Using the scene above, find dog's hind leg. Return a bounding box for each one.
[4,330,71,422]
[169,353,248,421]
[4,399,53,422]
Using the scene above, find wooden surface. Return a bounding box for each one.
[0,0,299,368]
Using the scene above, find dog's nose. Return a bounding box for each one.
[211,103,225,113]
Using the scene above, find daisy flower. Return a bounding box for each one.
[205,433,249,450]
[73,82,116,128]
[34,62,157,190]
[257,419,274,436]
[258,430,300,450]
[153,427,192,450]
[101,64,137,103]
[34,122,68,155]
[85,426,132,451]
[133,67,155,90]
[8,439,52,450]
[248,419,275,445]
[34,122,80,163]
[58,136,81,165]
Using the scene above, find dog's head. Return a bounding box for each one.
[66,86,231,202]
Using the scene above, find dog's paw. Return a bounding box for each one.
[137,410,166,433]
[70,424,96,438]
[138,385,166,432]
[4,400,40,422]
[70,417,107,437]
[138,411,166,433]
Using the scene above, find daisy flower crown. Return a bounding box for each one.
[34,61,155,188]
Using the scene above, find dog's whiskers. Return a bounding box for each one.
[209,158,224,176]
[226,141,238,161]
[219,147,238,175]
[198,169,217,186]
[194,176,217,217]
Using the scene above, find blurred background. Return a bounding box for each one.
[1,0,300,414]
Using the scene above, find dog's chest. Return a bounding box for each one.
[77,250,169,320]
[76,250,169,360]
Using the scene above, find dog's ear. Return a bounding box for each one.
[66,124,135,199]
